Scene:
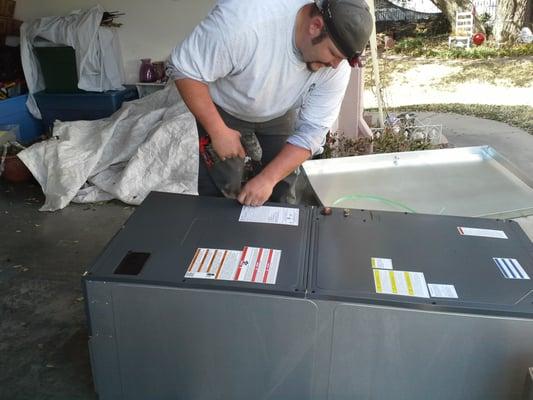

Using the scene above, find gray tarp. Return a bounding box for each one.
[18,84,199,211]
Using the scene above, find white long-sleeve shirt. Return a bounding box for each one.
[167,0,351,155]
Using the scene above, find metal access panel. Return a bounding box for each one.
[84,192,533,400]
[309,208,533,400]
[303,146,533,219]
[85,193,311,297]
[322,303,533,400]
[86,283,319,400]
[310,208,533,315]
[84,193,314,400]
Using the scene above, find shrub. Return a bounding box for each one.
[393,38,533,59]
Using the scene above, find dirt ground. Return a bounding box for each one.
[363,55,533,108]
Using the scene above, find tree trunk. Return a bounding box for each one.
[430,0,485,33]
[493,0,530,42]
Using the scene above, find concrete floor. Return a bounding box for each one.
[0,180,133,399]
[1,112,532,399]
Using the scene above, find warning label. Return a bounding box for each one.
[373,269,430,298]
[185,247,281,284]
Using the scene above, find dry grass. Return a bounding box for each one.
[436,58,533,88]
[364,56,533,89]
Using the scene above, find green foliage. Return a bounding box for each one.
[478,13,492,24]
[393,38,431,57]
[478,12,493,37]
[393,38,533,59]
[439,44,533,59]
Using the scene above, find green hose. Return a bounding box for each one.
[332,194,417,213]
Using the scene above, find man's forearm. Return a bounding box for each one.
[259,143,311,185]
[175,79,245,159]
[175,78,225,136]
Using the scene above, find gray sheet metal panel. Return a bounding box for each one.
[107,283,319,400]
[302,146,533,219]
[526,368,533,400]
[84,281,533,400]
[326,303,533,400]
[310,208,533,317]
[85,281,123,399]
[308,300,337,399]
[86,193,311,297]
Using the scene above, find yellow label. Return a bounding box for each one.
[404,272,415,296]
[389,271,398,294]
[374,270,382,293]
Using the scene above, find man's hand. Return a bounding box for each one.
[237,174,276,206]
[210,127,246,160]
[237,143,311,206]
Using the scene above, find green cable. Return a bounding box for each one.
[332,194,417,213]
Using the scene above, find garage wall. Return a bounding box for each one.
[14,0,216,83]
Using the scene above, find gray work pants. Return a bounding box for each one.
[196,106,299,204]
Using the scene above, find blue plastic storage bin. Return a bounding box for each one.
[34,87,138,130]
[0,95,44,144]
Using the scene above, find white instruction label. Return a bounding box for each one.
[458,227,508,239]
[493,258,530,280]
[371,257,393,270]
[428,284,458,298]
[185,247,282,284]
[373,270,430,298]
[239,206,299,226]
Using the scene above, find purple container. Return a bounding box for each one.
[139,59,156,83]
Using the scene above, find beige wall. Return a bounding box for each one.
[15,0,216,83]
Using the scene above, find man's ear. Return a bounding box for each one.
[309,15,325,38]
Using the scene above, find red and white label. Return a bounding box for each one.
[457,227,508,239]
[185,246,281,285]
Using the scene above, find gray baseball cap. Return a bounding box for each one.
[315,0,373,67]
